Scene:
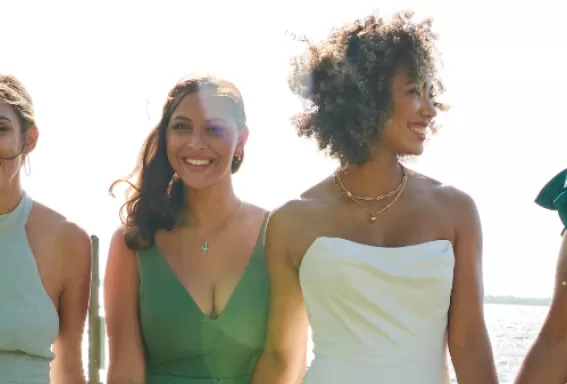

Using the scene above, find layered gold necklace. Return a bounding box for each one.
[333,167,408,223]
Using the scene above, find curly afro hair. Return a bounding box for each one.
[289,10,446,166]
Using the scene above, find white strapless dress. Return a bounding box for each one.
[300,237,455,384]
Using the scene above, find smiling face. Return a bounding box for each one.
[165,89,248,190]
[0,75,38,199]
[378,70,438,156]
[0,103,37,194]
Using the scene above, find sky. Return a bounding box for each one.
[3,0,567,298]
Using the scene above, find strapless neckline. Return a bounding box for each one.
[300,237,453,269]
[299,236,454,384]
[309,236,451,249]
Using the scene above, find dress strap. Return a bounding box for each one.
[259,211,270,245]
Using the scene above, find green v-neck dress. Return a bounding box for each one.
[136,213,269,384]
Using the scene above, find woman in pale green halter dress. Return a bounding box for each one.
[0,74,92,383]
[515,168,567,384]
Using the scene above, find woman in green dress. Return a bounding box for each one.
[104,74,269,384]
[515,168,567,383]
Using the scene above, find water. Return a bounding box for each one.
[304,303,548,384]
[85,303,548,383]
[474,304,548,384]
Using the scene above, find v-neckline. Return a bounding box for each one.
[152,215,266,321]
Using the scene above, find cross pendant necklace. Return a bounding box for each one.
[198,200,242,256]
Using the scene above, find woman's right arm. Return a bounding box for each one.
[515,234,567,384]
[251,206,310,384]
[104,229,146,384]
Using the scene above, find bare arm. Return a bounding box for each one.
[447,191,499,384]
[251,208,309,384]
[515,234,567,384]
[50,223,93,384]
[104,229,146,384]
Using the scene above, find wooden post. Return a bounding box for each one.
[88,235,101,384]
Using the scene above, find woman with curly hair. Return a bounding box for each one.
[104,74,270,384]
[0,74,92,383]
[252,11,498,384]
[515,169,567,383]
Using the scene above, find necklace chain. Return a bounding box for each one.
[333,167,408,223]
[198,200,243,255]
[334,169,407,201]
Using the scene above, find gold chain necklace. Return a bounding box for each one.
[334,167,408,223]
[334,170,407,201]
[197,200,242,255]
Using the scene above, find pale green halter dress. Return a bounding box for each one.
[0,192,59,383]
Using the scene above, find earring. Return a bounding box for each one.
[23,154,31,176]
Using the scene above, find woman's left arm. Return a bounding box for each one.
[50,222,93,384]
[514,234,567,384]
[447,189,499,384]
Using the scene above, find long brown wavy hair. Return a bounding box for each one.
[110,74,247,251]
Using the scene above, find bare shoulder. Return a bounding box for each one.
[270,198,319,222]
[108,226,136,256]
[269,178,332,235]
[56,221,92,257]
[266,178,334,264]
[265,199,314,270]
[105,227,139,289]
[243,202,268,214]
[28,202,92,281]
[242,201,269,222]
[32,202,92,261]
[267,199,311,242]
[412,172,478,217]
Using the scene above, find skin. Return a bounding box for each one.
[0,102,92,384]
[166,90,248,193]
[514,234,567,384]
[251,70,499,384]
[104,91,267,384]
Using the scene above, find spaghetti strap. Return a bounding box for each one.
[258,210,270,245]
